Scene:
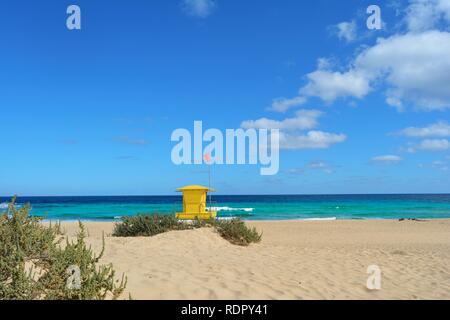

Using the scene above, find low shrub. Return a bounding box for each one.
[0,197,126,300]
[112,214,191,237]
[113,214,261,246]
[214,219,262,246]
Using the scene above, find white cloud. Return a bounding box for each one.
[371,155,403,164]
[332,21,357,42]
[182,0,216,18]
[241,109,322,131]
[288,160,335,174]
[416,139,450,151]
[386,96,404,112]
[241,110,346,150]
[405,0,450,32]
[397,121,450,137]
[419,158,450,171]
[270,96,306,113]
[307,161,335,173]
[298,30,450,110]
[308,161,329,169]
[317,58,333,70]
[405,0,441,32]
[271,1,450,111]
[300,69,370,103]
[356,31,450,110]
[438,0,450,21]
[432,160,449,171]
[280,131,347,150]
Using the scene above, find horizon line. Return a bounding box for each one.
[1,193,450,198]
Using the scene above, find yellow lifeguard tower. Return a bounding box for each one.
[175,185,217,220]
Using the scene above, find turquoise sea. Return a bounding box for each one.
[1,194,450,221]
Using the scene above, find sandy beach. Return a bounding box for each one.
[59,219,450,300]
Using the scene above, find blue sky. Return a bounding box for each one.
[1,0,450,196]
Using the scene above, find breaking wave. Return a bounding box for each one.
[302,217,337,221]
[209,207,255,213]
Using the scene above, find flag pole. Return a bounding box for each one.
[205,153,212,211]
[208,162,212,209]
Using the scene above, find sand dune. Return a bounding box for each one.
[60,219,450,300]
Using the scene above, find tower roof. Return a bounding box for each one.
[176,185,215,192]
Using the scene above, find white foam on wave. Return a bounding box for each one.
[208,206,254,213]
[0,202,9,209]
[216,217,236,221]
[302,217,337,221]
[0,202,22,209]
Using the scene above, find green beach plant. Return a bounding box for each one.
[0,197,126,300]
[214,219,262,246]
[112,214,192,237]
[113,214,262,246]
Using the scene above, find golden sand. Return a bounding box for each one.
[59,219,450,300]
